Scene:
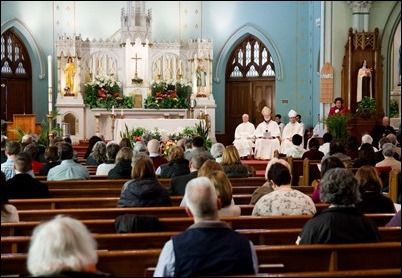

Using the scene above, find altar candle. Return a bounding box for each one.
[112,105,115,115]
[204,106,207,114]
[48,55,52,87]
[48,55,52,113]
[121,108,123,117]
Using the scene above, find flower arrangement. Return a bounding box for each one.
[144,79,192,109]
[84,75,133,110]
[119,120,212,156]
[163,140,176,156]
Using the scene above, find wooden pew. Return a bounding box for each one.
[9,200,328,216]
[41,177,267,189]
[387,169,400,203]
[260,269,401,277]
[9,195,253,210]
[35,175,109,181]
[14,203,330,222]
[16,206,189,221]
[287,157,305,186]
[2,242,400,277]
[302,158,321,186]
[47,186,260,198]
[2,214,394,237]
[2,226,400,254]
[44,185,311,199]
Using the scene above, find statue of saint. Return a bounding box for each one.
[357,60,372,102]
[196,59,207,97]
[64,57,76,95]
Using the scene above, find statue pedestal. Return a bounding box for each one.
[349,117,377,143]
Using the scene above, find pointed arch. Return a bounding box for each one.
[214,23,283,83]
[1,17,46,79]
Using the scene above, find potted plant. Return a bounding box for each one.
[389,99,399,118]
[356,96,376,119]
[322,112,353,145]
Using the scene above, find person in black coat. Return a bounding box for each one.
[108,147,133,179]
[159,146,190,178]
[117,156,171,207]
[169,153,211,196]
[7,152,49,199]
[297,168,381,244]
[372,116,396,148]
[355,166,395,213]
[38,146,61,176]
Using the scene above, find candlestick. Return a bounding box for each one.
[112,105,115,115]
[48,88,52,113]
[48,55,52,87]
[204,106,207,115]
[121,108,123,117]
[48,55,52,113]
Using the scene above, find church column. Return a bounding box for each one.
[347,1,372,32]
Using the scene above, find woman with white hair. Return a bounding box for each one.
[27,215,110,277]
[210,142,225,163]
[360,133,378,152]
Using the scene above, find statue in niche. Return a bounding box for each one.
[63,57,75,96]
[108,57,117,77]
[357,60,373,102]
[196,58,207,97]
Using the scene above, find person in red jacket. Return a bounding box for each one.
[328,97,349,117]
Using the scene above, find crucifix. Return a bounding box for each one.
[131,53,142,78]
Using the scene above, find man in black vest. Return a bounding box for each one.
[153,176,258,277]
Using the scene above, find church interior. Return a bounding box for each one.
[1,2,401,277]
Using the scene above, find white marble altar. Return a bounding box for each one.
[114,118,203,142]
[54,1,216,144]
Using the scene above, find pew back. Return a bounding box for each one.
[2,242,400,277]
[1,214,394,237]
[2,227,400,254]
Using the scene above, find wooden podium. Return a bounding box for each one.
[6,114,41,140]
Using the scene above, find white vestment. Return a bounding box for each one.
[280,122,304,153]
[233,122,256,157]
[254,120,281,160]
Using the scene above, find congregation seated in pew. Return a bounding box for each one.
[7,152,49,199]
[297,168,382,244]
[47,142,90,181]
[117,156,171,208]
[252,162,315,216]
[108,147,133,179]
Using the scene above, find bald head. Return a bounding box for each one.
[382,116,390,126]
[184,177,219,221]
[242,114,249,123]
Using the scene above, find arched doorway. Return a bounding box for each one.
[224,35,275,146]
[1,29,32,126]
